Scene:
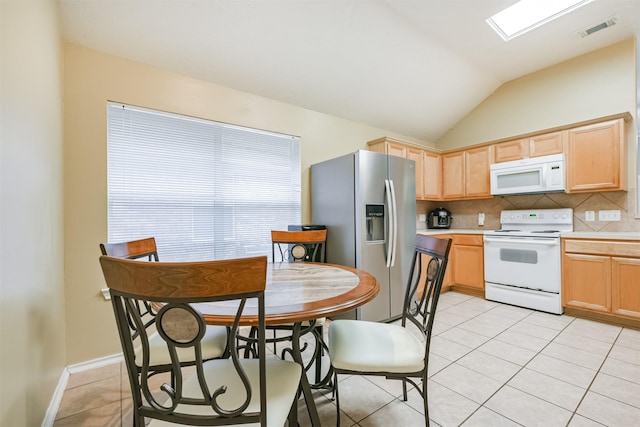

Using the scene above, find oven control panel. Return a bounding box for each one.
[499,208,573,231]
[501,208,572,222]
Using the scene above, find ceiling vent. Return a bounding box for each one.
[578,15,619,37]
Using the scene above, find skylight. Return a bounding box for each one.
[487,0,594,41]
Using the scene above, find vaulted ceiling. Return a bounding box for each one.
[59,0,640,142]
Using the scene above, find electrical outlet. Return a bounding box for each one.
[101,288,111,300]
[598,210,621,221]
[478,212,485,226]
[419,214,426,222]
[585,211,595,222]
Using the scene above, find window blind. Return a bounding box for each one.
[107,103,301,261]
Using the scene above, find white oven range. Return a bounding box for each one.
[484,208,573,314]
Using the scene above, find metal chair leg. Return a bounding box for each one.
[333,371,340,427]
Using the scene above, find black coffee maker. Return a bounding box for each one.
[427,207,452,229]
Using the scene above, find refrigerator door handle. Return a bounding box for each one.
[385,179,394,268]
[389,179,398,268]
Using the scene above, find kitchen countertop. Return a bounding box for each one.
[417,229,488,235]
[561,231,640,241]
[417,229,640,241]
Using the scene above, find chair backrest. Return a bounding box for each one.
[271,229,327,263]
[99,255,269,426]
[100,237,160,322]
[402,235,452,347]
[99,237,159,261]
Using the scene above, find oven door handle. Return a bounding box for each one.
[484,237,559,246]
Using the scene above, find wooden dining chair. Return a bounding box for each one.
[99,237,159,262]
[271,229,327,263]
[269,229,332,387]
[99,238,228,375]
[99,255,301,427]
[328,234,452,426]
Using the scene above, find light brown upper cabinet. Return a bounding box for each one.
[442,151,465,199]
[422,150,442,200]
[368,137,407,158]
[493,131,565,163]
[493,138,527,163]
[368,137,441,200]
[566,118,625,193]
[406,147,424,199]
[368,114,627,202]
[386,141,407,158]
[465,146,492,198]
[528,131,565,158]
[443,146,492,200]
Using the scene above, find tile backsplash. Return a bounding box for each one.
[417,191,640,232]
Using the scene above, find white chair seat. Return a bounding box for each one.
[136,325,228,367]
[149,358,301,426]
[329,319,424,373]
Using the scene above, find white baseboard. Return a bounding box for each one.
[66,352,123,374]
[41,367,69,427]
[41,353,123,427]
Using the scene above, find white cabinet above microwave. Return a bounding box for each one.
[490,153,565,196]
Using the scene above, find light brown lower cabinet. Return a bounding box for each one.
[562,238,640,326]
[450,234,484,296]
[611,257,640,319]
[419,234,452,294]
[419,234,483,297]
[563,252,611,313]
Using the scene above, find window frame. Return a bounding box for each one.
[106,102,302,261]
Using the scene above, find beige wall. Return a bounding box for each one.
[4,11,633,422]
[434,39,638,221]
[0,1,66,425]
[0,4,634,421]
[63,43,420,363]
[437,39,637,151]
[63,39,639,365]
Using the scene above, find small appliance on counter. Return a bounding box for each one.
[427,207,452,229]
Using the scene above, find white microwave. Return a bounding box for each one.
[490,153,565,196]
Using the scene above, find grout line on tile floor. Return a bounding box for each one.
[55,292,638,427]
[449,312,580,426]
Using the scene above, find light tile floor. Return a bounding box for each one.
[53,292,640,426]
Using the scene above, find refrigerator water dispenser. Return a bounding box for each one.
[365,204,384,242]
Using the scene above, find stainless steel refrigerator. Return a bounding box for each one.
[310,150,416,322]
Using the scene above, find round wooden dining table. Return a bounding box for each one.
[195,262,379,325]
[192,262,380,427]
